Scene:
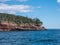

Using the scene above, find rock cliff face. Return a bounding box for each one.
[0,22,46,31]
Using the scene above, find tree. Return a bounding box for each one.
[33,18,43,24]
[0,13,43,25]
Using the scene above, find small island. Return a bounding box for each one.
[0,13,46,31]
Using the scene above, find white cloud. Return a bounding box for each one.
[0,3,33,14]
[0,0,10,2]
[0,0,28,2]
[57,0,60,3]
[16,0,28,2]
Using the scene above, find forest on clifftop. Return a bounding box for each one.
[0,13,43,25]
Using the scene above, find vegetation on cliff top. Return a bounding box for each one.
[0,13,43,25]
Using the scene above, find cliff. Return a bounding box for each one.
[0,13,46,31]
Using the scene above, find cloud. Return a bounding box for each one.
[0,3,33,14]
[0,0,28,3]
[16,0,28,2]
[0,0,10,2]
[57,0,60,3]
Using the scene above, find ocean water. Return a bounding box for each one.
[0,29,60,45]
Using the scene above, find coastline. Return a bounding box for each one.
[0,22,46,31]
[0,13,46,31]
[10,28,47,31]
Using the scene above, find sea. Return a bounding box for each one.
[0,29,60,45]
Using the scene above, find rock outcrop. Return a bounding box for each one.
[0,22,46,31]
[0,13,46,31]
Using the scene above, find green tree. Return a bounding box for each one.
[33,18,43,24]
[0,13,43,25]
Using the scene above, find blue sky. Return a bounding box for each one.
[0,0,60,29]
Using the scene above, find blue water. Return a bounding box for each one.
[0,29,60,45]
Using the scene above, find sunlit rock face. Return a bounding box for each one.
[0,22,46,31]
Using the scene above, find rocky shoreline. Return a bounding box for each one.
[0,13,47,31]
[0,22,46,31]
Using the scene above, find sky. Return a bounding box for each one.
[0,0,60,29]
